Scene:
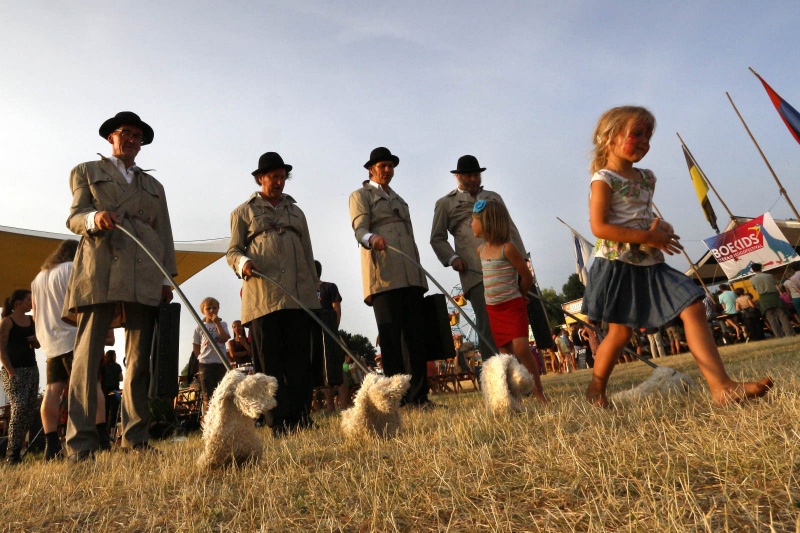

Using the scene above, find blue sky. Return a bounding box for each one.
[2,1,800,373]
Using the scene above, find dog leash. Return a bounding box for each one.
[116,225,232,371]
[248,271,371,375]
[385,245,497,353]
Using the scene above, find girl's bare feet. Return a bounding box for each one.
[712,377,774,405]
[534,391,551,406]
[585,381,610,408]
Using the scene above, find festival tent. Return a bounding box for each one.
[685,216,800,286]
[0,225,228,306]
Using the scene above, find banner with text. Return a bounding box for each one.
[702,212,798,280]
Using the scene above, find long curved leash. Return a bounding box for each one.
[248,271,371,375]
[116,225,232,371]
[385,245,497,354]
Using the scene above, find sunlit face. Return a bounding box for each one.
[611,119,652,163]
[259,169,287,200]
[108,124,143,162]
[233,321,244,335]
[471,214,484,238]
[369,161,394,187]
[202,303,219,321]
[456,172,482,196]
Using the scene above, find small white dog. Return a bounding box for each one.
[341,373,411,439]
[611,366,695,402]
[480,353,535,416]
[198,370,278,469]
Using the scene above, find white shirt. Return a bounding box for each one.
[193,321,230,365]
[31,262,78,358]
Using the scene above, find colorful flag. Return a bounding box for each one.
[572,231,594,285]
[753,71,800,144]
[702,212,798,280]
[682,145,719,233]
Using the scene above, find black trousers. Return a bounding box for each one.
[372,287,429,405]
[250,310,314,429]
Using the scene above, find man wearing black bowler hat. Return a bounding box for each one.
[64,111,176,461]
[349,147,433,408]
[228,152,320,435]
[430,155,527,361]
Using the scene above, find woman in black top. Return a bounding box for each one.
[0,289,40,464]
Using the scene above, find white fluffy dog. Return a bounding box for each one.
[341,373,411,439]
[480,353,535,416]
[198,370,278,469]
[611,366,695,402]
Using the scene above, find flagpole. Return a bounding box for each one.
[726,91,800,221]
[555,217,589,240]
[652,203,714,299]
[556,217,593,284]
[676,132,737,223]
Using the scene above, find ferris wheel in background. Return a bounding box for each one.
[448,284,478,347]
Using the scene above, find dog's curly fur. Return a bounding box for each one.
[611,366,695,402]
[198,370,278,469]
[480,353,534,416]
[341,373,411,439]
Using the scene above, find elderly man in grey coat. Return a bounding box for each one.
[430,155,527,361]
[64,111,176,461]
[349,147,432,408]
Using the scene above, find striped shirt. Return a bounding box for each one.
[481,244,520,305]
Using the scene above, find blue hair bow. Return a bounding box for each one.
[473,199,487,213]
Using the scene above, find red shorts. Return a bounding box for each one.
[486,297,529,347]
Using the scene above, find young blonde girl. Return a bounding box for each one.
[583,105,772,407]
[472,200,548,404]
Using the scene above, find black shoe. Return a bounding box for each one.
[67,450,94,464]
[404,400,443,411]
[6,449,22,465]
[44,440,63,461]
[123,442,161,454]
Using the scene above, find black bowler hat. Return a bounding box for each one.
[450,155,486,174]
[363,147,399,169]
[99,111,154,145]
[251,152,293,177]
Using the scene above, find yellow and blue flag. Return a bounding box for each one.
[682,145,719,233]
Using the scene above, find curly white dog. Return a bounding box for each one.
[198,370,278,469]
[480,353,535,416]
[341,373,411,439]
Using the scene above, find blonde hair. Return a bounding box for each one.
[590,106,656,174]
[200,297,220,311]
[474,201,511,245]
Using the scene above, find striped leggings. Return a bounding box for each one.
[1,366,39,456]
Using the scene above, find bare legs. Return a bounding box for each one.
[585,301,773,407]
[585,323,632,408]
[679,302,772,404]
[41,382,67,434]
[500,338,549,404]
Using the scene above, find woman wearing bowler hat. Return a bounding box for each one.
[227,152,321,436]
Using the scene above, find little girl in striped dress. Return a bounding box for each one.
[472,199,548,404]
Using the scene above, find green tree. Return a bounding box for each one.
[539,288,565,330]
[338,330,377,364]
[562,273,586,301]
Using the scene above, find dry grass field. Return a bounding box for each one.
[2,337,799,532]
